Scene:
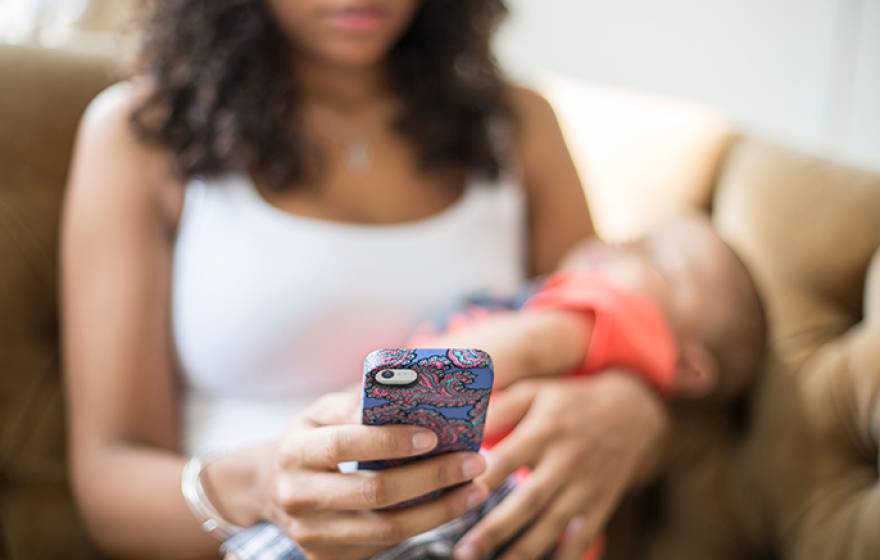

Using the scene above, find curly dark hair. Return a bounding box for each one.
[131,0,511,188]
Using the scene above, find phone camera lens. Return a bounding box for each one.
[380,370,395,380]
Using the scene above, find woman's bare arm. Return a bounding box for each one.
[509,86,595,276]
[62,83,263,558]
[61,83,495,560]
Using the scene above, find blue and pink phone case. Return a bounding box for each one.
[359,348,494,471]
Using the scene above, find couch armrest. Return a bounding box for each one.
[713,138,880,559]
[0,42,111,560]
[785,249,880,559]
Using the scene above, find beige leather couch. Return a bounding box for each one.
[1,43,878,559]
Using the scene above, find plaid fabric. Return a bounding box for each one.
[222,479,520,560]
[408,284,539,343]
[223,523,305,560]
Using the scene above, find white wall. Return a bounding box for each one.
[495,0,880,171]
[0,0,138,53]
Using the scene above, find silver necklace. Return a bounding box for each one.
[345,139,371,171]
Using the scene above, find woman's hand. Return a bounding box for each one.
[454,372,669,560]
[259,392,489,560]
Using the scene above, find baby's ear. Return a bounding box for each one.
[673,341,719,398]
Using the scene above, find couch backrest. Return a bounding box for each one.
[0,43,112,559]
[544,75,880,559]
[540,73,735,241]
[3,43,877,560]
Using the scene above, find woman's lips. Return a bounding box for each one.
[322,5,389,34]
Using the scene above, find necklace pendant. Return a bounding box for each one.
[347,141,370,171]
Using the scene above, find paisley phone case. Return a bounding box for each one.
[359,348,494,471]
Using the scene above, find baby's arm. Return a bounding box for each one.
[417,309,592,390]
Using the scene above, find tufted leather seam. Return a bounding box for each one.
[0,185,63,472]
[0,351,60,478]
[831,332,878,466]
[782,471,871,559]
[857,326,880,481]
[778,329,880,558]
[5,365,70,485]
[863,249,880,476]
[0,197,58,298]
[772,323,850,375]
[852,486,880,559]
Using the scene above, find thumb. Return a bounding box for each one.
[302,392,361,427]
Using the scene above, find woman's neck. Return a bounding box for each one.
[295,56,390,113]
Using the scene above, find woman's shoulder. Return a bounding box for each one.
[503,83,570,175]
[506,84,565,141]
[70,80,185,232]
[505,84,558,125]
[504,84,566,152]
[79,80,160,157]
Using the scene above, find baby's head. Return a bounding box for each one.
[562,214,766,399]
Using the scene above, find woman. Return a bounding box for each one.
[61,1,667,558]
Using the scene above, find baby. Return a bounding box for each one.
[224,213,767,560]
[422,212,766,405]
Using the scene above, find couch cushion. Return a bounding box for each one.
[0,43,112,559]
[541,74,735,241]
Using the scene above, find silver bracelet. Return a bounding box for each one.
[181,456,245,540]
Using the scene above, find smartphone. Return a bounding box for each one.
[359,348,494,474]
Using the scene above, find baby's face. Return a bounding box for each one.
[560,240,674,318]
[561,219,748,355]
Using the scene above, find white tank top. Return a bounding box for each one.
[172,173,527,456]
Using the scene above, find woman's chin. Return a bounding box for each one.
[315,43,393,70]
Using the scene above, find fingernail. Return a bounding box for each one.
[461,455,485,478]
[455,541,480,560]
[412,431,436,451]
[567,514,586,533]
